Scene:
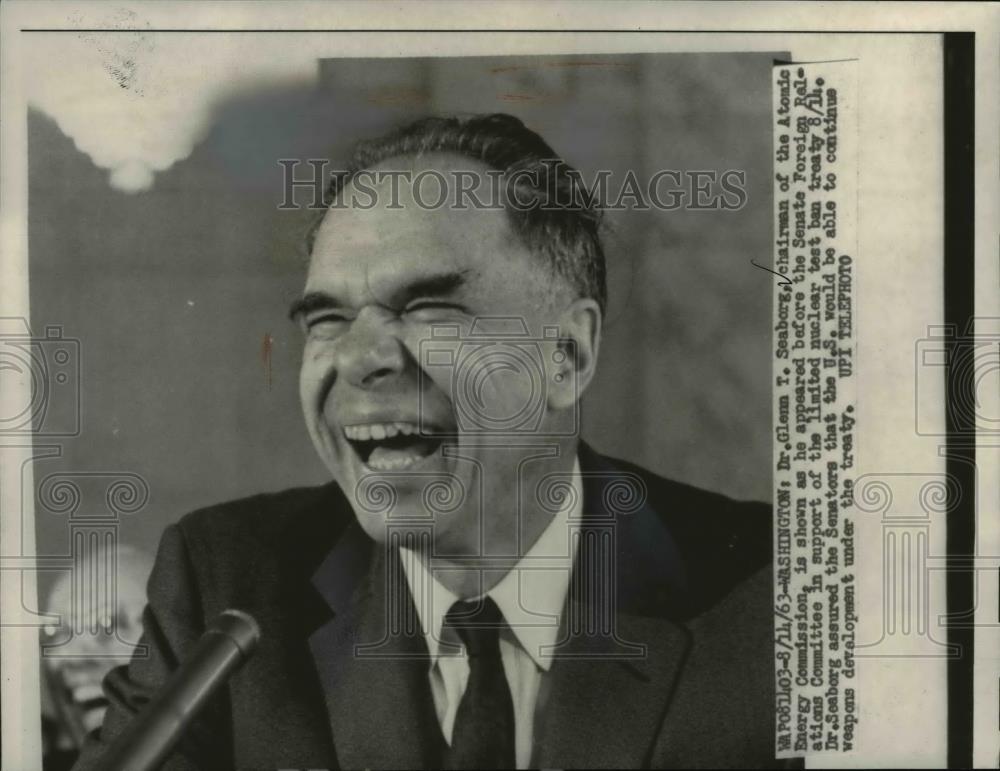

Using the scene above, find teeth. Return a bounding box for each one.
[342,422,445,472]
[366,451,426,471]
[343,422,423,441]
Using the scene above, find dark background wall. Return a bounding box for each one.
[28,52,777,590]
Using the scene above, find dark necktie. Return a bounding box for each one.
[442,597,516,770]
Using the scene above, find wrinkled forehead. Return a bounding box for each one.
[316,151,508,247]
[306,155,536,301]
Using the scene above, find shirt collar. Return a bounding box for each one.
[399,457,582,672]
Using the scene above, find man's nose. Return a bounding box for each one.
[333,307,407,389]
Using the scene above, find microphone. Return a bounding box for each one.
[96,609,260,771]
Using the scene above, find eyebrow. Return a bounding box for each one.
[288,269,472,322]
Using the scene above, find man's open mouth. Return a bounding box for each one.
[343,422,449,471]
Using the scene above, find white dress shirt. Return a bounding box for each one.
[399,458,582,769]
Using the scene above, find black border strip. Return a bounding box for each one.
[943,31,975,770]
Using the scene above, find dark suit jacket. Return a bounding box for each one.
[75,443,789,770]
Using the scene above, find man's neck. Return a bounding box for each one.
[419,446,580,598]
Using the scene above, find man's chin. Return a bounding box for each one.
[352,510,432,546]
[349,496,467,550]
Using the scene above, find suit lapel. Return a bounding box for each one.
[537,607,691,768]
[307,521,444,770]
[537,445,694,768]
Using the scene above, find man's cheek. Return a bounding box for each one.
[407,326,460,393]
[415,353,459,408]
[425,368,456,406]
[300,354,335,412]
[454,362,536,431]
[486,372,533,422]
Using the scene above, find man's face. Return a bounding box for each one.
[296,156,577,550]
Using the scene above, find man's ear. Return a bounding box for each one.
[547,297,602,411]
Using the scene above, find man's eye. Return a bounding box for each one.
[305,313,349,331]
[404,301,463,317]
